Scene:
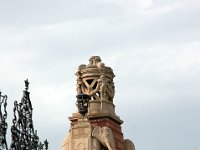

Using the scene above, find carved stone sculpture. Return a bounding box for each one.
[92,126,116,150]
[124,139,135,150]
[75,56,115,102]
[62,56,137,150]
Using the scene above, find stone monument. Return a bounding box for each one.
[61,56,135,150]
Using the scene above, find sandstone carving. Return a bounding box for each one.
[92,126,116,150]
[92,138,102,150]
[61,132,72,150]
[62,56,135,150]
[88,56,102,67]
[75,56,115,102]
[124,139,135,150]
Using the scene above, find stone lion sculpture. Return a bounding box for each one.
[92,126,116,150]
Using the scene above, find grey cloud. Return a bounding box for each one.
[0,0,200,150]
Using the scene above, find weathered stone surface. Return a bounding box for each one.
[92,126,116,150]
[61,120,92,150]
[89,99,115,115]
[89,117,124,150]
[76,56,115,103]
[62,56,136,150]
[124,139,135,150]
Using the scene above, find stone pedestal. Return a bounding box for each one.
[62,116,124,150]
[62,119,93,150]
[89,100,115,115]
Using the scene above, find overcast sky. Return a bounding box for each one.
[0,0,200,150]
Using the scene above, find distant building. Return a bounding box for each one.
[61,56,135,150]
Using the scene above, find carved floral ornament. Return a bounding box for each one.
[75,56,115,102]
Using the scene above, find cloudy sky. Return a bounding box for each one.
[0,0,200,150]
